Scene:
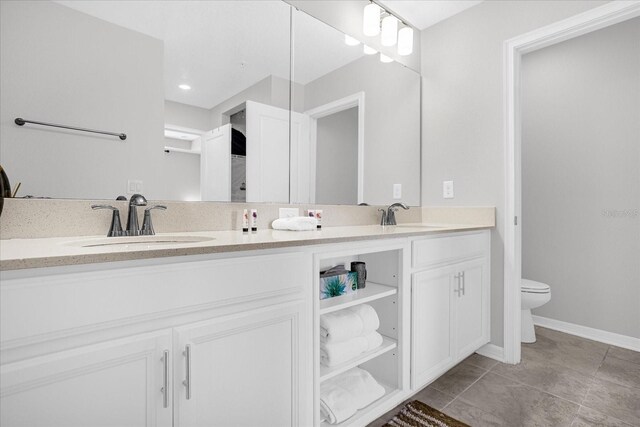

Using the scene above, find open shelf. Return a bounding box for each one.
[320,336,396,383]
[320,282,397,315]
[320,379,401,427]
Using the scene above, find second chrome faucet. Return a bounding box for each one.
[379,202,410,226]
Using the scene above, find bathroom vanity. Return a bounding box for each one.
[0,225,491,427]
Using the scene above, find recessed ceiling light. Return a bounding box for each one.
[178,84,191,91]
[344,35,360,46]
[363,45,377,55]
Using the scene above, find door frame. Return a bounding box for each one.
[304,91,365,204]
[502,0,640,364]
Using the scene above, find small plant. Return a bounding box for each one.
[322,276,346,298]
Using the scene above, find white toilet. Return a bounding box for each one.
[521,279,551,343]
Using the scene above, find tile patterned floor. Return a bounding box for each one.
[368,326,640,427]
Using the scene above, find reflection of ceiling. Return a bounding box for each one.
[380,1,483,30]
[56,1,363,110]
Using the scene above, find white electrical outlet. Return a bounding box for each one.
[279,207,299,219]
[443,181,454,199]
[127,180,143,195]
[393,184,402,199]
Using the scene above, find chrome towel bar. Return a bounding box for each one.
[14,117,127,140]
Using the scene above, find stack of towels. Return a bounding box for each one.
[320,367,386,424]
[320,304,383,367]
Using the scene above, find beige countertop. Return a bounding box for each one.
[0,223,492,271]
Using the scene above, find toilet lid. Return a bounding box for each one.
[521,279,550,293]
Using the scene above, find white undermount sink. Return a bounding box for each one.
[65,235,215,248]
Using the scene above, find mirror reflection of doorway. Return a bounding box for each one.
[315,107,358,205]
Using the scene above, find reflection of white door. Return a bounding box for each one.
[200,124,231,202]
[245,101,292,203]
[290,111,311,204]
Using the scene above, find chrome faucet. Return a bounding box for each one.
[140,205,167,235]
[380,202,410,226]
[92,205,124,237]
[126,194,147,236]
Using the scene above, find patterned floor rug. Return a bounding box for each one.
[383,400,470,427]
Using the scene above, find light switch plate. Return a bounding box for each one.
[279,207,299,219]
[127,180,143,195]
[393,184,402,199]
[443,181,454,199]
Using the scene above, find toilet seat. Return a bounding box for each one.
[521,279,550,294]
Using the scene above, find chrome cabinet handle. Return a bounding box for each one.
[461,272,466,296]
[453,273,461,296]
[162,350,170,408]
[183,345,192,400]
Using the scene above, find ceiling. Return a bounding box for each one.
[56,1,363,110]
[380,0,483,30]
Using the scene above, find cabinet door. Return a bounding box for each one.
[454,258,489,359]
[174,300,311,427]
[411,266,455,389]
[1,330,173,427]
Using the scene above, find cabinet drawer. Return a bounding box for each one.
[412,231,488,269]
[1,252,310,344]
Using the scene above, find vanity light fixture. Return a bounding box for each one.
[178,84,191,91]
[397,26,414,56]
[379,53,393,63]
[363,3,381,37]
[363,45,377,55]
[344,34,360,46]
[381,15,398,46]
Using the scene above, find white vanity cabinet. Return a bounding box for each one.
[0,250,313,427]
[0,330,174,427]
[410,231,490,390]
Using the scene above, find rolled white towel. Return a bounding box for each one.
[364,331,384,351]
[319,381,357,425]
[331,367,386,410]
[320,336,368,367]
[350,304,380,335]
[271,216,317,231]
[320,309,364,343]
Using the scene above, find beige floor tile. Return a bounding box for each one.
[491,355,592,403]
[571,405,635,427]
[462,353,499,370]
[444,399,507,426]
[582,378,640,426]
[430,362,487,396]
[458,372,579,426]
[607,346,640,366]
[412,386,456,410]
[596,354,640,390]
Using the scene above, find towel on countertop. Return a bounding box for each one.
[320,304,380,343]
[320,332,384,367]
[271,216,317,231]
[319,367,386,424]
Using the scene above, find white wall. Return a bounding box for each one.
[315,107,359,205]
[304,55,421,206]
[522,18,640,338]
[0,0,166,200]
[420,0,608,346]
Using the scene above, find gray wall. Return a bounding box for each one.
[420,0,608,346]
[316,107,358,205]
[0,1,167,200]
[522,18,640,338]
[165,100,212,131]
[304,55,421,206]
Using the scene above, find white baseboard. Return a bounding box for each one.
[475,343,505,362]
[532,315,640,352]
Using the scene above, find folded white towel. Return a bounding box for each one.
[271,216,317,231]
[364,331,384,351]
[320,304,380,344]
[320,309,364,343]
[350,304,380,335]
[320,336,368,367]
[331,367,386,410]
[319,380,358,425]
